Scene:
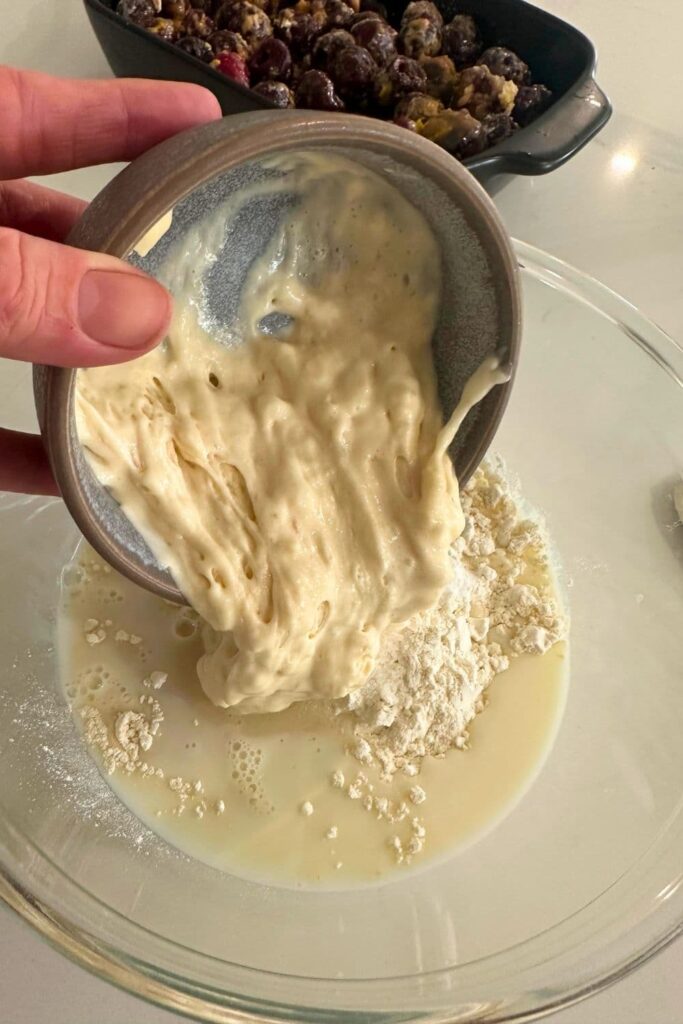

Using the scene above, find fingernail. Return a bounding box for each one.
[78,270,171,350]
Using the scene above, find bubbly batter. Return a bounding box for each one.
[62,154,570,887]
[76,153,505,713]
[58,491,568,887]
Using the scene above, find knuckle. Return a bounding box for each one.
[0,181,30,230]
[0,228,38,350]
[0,183,12,227]
[0,67,32,174]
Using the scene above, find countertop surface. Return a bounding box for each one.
[0,0,680,1020]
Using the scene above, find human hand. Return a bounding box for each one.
[0,65,221,495]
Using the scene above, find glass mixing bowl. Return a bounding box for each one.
[1,242,682,1023]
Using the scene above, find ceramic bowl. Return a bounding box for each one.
[34,110,520,603]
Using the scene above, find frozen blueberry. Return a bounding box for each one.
[249,36,293,81]
[116,0,159,25]
[329,43,376,104]
[351,17,397,66]
[253,79,296,106]
[313,29,355,70]
[375,54,426,106]
[479,46,529,86]
[176,34,214,60]
[295,68,345,109]
[481,111,517,144]
[441,14,482,68]
[512,82,552,125]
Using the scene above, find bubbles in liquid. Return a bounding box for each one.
[228,739,270,811]
[68,665,115,705]
[174,612,199,639]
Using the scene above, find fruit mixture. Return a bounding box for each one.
[114,0,554,161]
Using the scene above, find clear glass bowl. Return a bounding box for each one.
[1,242,682,1023]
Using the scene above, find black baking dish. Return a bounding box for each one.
[84,0,611,185]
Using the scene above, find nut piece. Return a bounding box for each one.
[399,16,441,60]
[216,1,273,50]
[394,91,443,127]
[399,0,442,59]
[181,8,215,38]
[419,108,487,159]
[147,16,179,40]
[419,53,457,102]
[451,64,518,120]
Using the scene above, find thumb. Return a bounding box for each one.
[0,227,171,367]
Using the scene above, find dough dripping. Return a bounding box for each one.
[76,153,504,712]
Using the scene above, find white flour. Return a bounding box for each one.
[343,463,567,780]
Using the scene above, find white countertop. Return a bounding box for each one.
[0,0,680,1019]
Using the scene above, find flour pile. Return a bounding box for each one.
[343,464,567,779]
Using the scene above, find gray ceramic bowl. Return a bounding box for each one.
[34,110,521,604]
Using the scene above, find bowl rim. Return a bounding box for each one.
[34,109,521,605]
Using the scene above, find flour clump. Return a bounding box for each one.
[342,464,567,779]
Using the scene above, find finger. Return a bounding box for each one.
[0,66,222,179]
[0,228,171,367]
[0,180,86,243]
[0,429,59,496]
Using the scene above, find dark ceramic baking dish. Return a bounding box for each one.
[84,0,611,184]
